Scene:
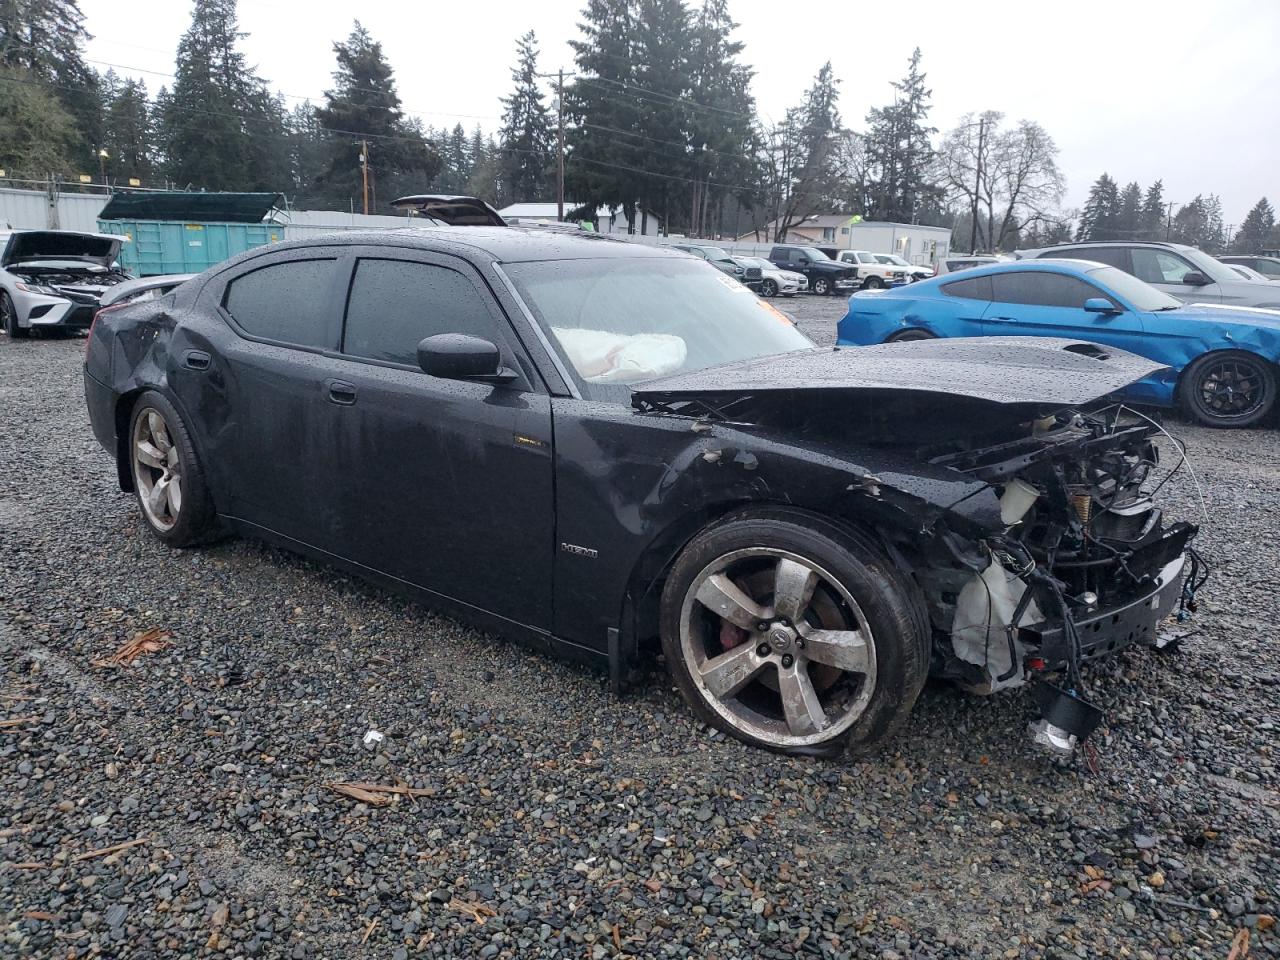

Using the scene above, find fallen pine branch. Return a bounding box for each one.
[327,782,436,806]
[92,629,172,668]
[71,837,148,862]
[1227,928,1250,960]
[0,715,39,730]
[447,897,496,925]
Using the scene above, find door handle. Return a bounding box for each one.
[326,380,357,405]
[183,350,211,370]
[987,316,1017,322]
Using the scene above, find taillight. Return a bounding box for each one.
[86,303,123,357]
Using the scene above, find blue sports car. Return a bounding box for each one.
[836,259,1280,427]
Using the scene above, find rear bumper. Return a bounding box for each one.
[83,367,119,456]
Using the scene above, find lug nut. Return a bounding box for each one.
[781,654,794,668]
[756,621,769,632]
[756,643,771,657]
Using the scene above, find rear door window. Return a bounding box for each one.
[1049,246,1129,270]
[341,257,506,367]
[223,258,338,348]
[990,271,1108,308]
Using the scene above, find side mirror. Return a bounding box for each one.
[797,256,810,265]
[417,333,517,383]
[1083,297,1119,314]
[1181,271,1210,286]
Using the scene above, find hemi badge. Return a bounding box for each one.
[514,434,546,448]
[560,542,598,559]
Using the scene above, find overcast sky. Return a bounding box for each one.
[80,0,1279,224]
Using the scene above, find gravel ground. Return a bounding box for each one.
[1,313,1276,960]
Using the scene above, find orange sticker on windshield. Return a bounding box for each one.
[756,298,796,325]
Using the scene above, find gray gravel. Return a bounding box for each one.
[1,316,1277,959]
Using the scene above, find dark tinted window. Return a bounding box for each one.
[342,258,501,366]
[941,275,993,301]
[224,258,336,347]
[1044,246,1128,270]
[991,271,1105,308]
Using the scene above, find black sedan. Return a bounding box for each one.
[84,228,1201,757]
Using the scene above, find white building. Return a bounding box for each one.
[498,202,662,237]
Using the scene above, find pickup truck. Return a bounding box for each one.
[767,245,857,295]
[835,250,909,288]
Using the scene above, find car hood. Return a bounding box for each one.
[1,231,123,267]
[633,336,1166,409]
[1173,301,1280,328]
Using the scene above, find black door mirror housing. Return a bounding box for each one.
[1181,271,1210,286]
[417,333,517,383]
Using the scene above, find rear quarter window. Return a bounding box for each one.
[941,275,993,300]
[223,258,337,348]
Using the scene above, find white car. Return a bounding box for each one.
[834,250,909,288]
[0,230,131,338]
[734,256,807,298]
[873,253,933,282]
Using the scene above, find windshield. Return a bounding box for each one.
[1179,246,1239,283]
[503,257,812,401]
[1087,265,1183,311]
[699,246,732,262]
[798,247,832,262]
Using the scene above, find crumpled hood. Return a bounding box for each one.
[633,336,1167,408]
[1174,301,1280,330]
[2,231,123,267]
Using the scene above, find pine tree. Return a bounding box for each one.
[1115,181,1143,239]
[566,0,640,226]
[1232,197,1275,254]
[0,0,101,173]
[1140,179,1166,240]
[863,48,940,223]
[1076,173,1120,241]
[769,62,842,241]
[158,0,283,191]
[630,0,694,233]
[102,74,154,181]
[497,30,553,202]
[311,22,439,209]
[0,65,78,175]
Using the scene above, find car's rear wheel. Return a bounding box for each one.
[1179,350,1276,428]
[863,276,885,289]
[660,509,929,757]
[760,279,778,298]
[811,277,830,296]
[128,391,218,546]
[1,292,28,338]
[885,329,936,343]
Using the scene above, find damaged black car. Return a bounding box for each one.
[82,228,1204,757]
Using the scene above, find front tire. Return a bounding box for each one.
[811,277,830,296]
[127,391,219,546]
[863,276,885,290]
[1,292,28,338]
[760,279,778,298]
[1179,350,1276,428]
[659,509,929,757]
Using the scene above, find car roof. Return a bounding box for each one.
[1031,240,1196,253]
[235,226,675,264]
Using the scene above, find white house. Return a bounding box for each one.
[498,202,662,237]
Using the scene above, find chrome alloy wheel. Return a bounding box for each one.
[678,548,878,749]
[132,409,183,531]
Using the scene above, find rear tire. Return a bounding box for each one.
[1,292,28,338]
[885,329,936,343]
[659,508,930,757]
[1179,350,1276,428]
[127,391,219,546]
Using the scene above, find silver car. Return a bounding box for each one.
[734,256,806,298]
[1020,240,1280,310]
[0,230,131,338]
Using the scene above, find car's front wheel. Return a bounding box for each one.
[128,391,219,546]
[811,277,830,296]
[885,329,936,343]
[863,276,885,289]
[1,292,28,339]
[1179,350,1276,428]
[660,509,929,757]
[760,279,778,298]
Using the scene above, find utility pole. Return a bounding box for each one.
[538,68,577,221]
[1165,200,1175,241]
[359,140,370,216]
[969,117,985,254]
